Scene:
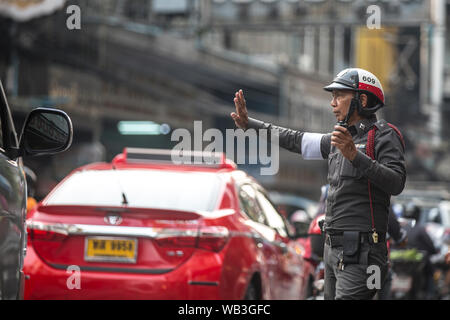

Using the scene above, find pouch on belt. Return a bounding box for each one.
[343,231,360,265]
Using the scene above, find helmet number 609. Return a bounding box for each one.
[362,76,376,84]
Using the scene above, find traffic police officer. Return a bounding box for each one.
[231,68,406,300]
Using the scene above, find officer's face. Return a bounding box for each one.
[330,89,354,122]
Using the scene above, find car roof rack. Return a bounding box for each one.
[112,148,237,170]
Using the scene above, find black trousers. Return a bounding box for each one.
[324,240,389,300]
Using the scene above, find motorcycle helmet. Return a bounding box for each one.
[404,203,421,221]
[290,210,310,236]
[324,68,385,121]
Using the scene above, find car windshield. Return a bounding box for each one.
[44,169,222,212]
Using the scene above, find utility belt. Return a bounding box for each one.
[325,231,386,248]
[326,231,386,268]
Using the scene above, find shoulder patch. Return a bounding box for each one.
[374,119,390,132]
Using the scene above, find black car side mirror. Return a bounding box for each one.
[18,108,73,157]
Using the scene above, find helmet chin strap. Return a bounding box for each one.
[358,102,383,117]
[356,92,384,117]
[338,92,360,128]
[338,92,384,126]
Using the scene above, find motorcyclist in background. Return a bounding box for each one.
[290,210,311,236]
[378,206,408,300]
[403,203,439,299]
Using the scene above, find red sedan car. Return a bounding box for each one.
[24,148,310,300]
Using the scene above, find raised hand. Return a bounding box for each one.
[231,89,249,130]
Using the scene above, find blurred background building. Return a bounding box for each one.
[0,0,449,200]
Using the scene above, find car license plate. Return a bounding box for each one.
[85,237,137,264]
[391,275,412,292]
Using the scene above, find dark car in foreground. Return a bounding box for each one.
[0,81,73,299]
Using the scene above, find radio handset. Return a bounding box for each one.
[336,120,348,129]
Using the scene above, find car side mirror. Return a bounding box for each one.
[19,108,73,156]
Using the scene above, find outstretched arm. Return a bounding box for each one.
[231,90,330,159]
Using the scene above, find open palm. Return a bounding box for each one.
[231,89,249,130]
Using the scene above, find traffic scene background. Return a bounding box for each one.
[0,0,449,300]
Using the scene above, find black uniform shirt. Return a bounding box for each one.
[246,115,406,234]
